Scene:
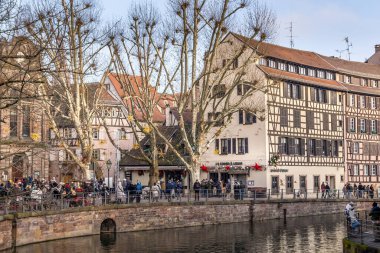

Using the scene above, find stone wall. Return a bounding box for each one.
[0,218,13,250]
[0,200,374,251]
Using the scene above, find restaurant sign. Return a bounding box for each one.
[270,168,289,173]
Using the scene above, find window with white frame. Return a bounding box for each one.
[259,58,267,66]
[371,97,376,109]
[288,64,296,73]
[344,75,352,84]
[350,118,355,132]
[92,128,99,139]
[371,120,377,134]
[317,70,325,79]
[360,96,366,108]
[237,138,249,154]
[268,59,276,68]
[372,80,379,88]
[299,67,306,75]
[372,165,378,176]
[353,164,359,175]
[364,165,369,176]
[350,94,355,107]
[361,78,368,86]
[360,119,366,133]
[353,142,359,154]
[308,69,315,77]
[92,149,100,160]
[278,62,286,71]
[326,72,334,80]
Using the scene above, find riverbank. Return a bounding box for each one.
[0,199,374,251]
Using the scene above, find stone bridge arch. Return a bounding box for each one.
[100,218,116,233]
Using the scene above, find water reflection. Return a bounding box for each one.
[12,214,346,253]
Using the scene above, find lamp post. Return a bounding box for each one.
[106,159,112,189]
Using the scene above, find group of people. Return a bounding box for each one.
[345,201,380,239]
[342,183,375,199]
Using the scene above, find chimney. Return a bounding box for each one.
[376,44,380,53]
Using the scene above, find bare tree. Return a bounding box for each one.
[23,0,111,180]
[108,0,276,185]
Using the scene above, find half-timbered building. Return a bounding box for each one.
[320,56,380,186]
[200,33,348,193]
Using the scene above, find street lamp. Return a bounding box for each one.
[106,159,112,189]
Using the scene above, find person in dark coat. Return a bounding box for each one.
[193,180,201,201]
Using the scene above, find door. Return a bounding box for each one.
[271,176,279,194]
[209,172,218,183]
[329,176,336,189]
[286,176,294,194]
[300,176,307,192]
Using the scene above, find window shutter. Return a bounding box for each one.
[357,96,361,109]
[357,118,360,133]
[215,139,219,153]
[316,140,322,156]
[300,139,305,156]
[331,114,337,131]
[280,108,288,127]
[367,97,371,109]
[283,83,288,98]
[299,86,303,100]
[278,137,282,154]
[238,110,243,124]
[348,141,352,154]
[232,138,236,154]
[227,138,232,154]
[310,88,315,101]
[288,138,294,155]
[330,91,336,105]
[245,138,249,153]
[323,113,329,131]
[325,91,329,104]
[99,149,105,161]
[377,120,380,134]
[366,119,371,133]
[326,140,331,156]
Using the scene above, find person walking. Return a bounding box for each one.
[370,202,380,241]
[193,180,201,201]
[136,180,142,203]
[151,183,160,202]
[321,182,326,198]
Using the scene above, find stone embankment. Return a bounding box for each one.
[0,199,373,251]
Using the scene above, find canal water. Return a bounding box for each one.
[13,214,346,253]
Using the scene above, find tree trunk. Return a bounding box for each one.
[148,133,159,187]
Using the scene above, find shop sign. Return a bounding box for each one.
[270,168,289,173]
[216,162,243,166]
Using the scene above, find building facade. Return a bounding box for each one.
[200,33,380,193]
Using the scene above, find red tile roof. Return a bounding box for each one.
[107,73,176,123]
[318,55,380,79]
[231,33,336,71]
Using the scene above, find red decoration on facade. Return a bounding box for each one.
[225,165,230,171]
[253,163,262,171]
[200,164,208,172]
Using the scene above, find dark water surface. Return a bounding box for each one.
[14,214,346,253]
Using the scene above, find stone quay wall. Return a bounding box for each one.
[0,199,374,251]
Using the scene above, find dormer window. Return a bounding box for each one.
[299,67,306,75]
[288,64,296,73]
[326,72,334,80]
[344,75,352,84]
[268,59,276,68]
[278,62,286,71]
[372,80,378,88]
[317,70,325,79]
[259,58,267,66]
[361,78,368,86]
[308,69,315,77]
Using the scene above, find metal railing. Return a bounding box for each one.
[0,188,378,215]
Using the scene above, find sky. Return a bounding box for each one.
[99,0,380,63]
